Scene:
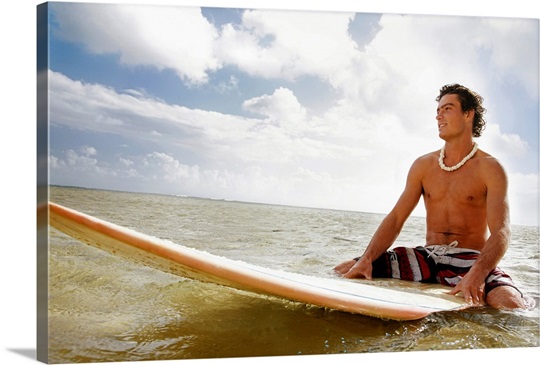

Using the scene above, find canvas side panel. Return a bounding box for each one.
[36,2,50,363]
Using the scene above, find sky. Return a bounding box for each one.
[43,2,539,226]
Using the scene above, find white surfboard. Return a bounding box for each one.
[48,202,469,321]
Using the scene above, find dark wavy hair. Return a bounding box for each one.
[436,84,487,137]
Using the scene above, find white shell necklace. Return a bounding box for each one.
[438,142,478,172]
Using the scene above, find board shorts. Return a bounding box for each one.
[354,242,522,296]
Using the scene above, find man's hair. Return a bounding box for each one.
[436,84,487,137]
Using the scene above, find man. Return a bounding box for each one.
[334,84,533,310]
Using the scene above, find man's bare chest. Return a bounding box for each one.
[423,171,487,206]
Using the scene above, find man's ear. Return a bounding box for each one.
[465,109,475,122]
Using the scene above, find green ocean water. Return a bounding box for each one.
[45,186,539,363]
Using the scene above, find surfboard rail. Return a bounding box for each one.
[48,202,469,321]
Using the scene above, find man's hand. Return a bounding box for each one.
[448,271,486,306]
[334,257,373,279]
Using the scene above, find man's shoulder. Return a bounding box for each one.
[476,149,507,175]
[476,149,504,166]
[406,150,439,178]
[410,148,506,176]
[413,150,439,166]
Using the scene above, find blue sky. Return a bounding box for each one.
[44,1,539,226]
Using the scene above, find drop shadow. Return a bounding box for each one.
[6,348,36,360]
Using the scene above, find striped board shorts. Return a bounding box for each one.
[355,242,521,295]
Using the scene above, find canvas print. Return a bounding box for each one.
[37,1,539,364]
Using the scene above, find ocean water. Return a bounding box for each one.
[46,186,539,363]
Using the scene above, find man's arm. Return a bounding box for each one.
[449,159,511,305]
[334,157,425,279]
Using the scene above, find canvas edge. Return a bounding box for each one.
[36,2,50,363]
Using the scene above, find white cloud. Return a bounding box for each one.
[49,69,406,206]
[51,4,538,114]
[242,87,307,126]
[215,9,358,82]
[481,124,529,158]
[145,152,201,184]
[49,155,64,169]
[80,146,97,156]
[477,17,539,98]
[52,149,115,181]
[321,13,538,142]
[215,75,240,94]
[52,3,220,84]
[119,157,134,167]
[508,173,540,226]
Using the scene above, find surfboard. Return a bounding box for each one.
[48,202,469,321]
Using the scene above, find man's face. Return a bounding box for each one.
[436,94,472,140]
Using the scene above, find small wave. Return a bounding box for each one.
[333,237,357,243]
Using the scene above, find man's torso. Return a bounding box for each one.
[420,150,490,251]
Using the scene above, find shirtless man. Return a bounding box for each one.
[334,84,533,310]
